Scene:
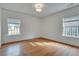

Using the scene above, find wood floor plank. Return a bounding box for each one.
[0,38,79,56]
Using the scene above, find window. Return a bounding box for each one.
[8,18,20,36]
[63,16,79,38]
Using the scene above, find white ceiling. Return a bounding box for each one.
[1,3,79,18]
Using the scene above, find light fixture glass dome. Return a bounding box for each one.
[35,8,42,12]
[34,3,44,12]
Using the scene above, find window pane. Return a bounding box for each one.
[63,16,79,38]
[8,23,20,35]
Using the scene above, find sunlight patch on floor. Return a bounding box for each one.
[29,42,37,46]
[29,42,55,46]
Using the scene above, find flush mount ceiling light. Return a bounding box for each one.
[34,3,44,13]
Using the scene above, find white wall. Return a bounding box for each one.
[42,6,79,47]
[1,8,40,44]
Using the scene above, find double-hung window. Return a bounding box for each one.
[63,16,79,38]
[8,18,20,36]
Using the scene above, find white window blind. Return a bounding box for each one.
[8,18,21,36]
[63,16,79,38]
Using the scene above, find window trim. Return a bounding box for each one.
[62,16,79,38]
[7,18,21,36]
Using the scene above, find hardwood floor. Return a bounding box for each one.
[0,38,79,56]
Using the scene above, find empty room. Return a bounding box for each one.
[0,3,79,56]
